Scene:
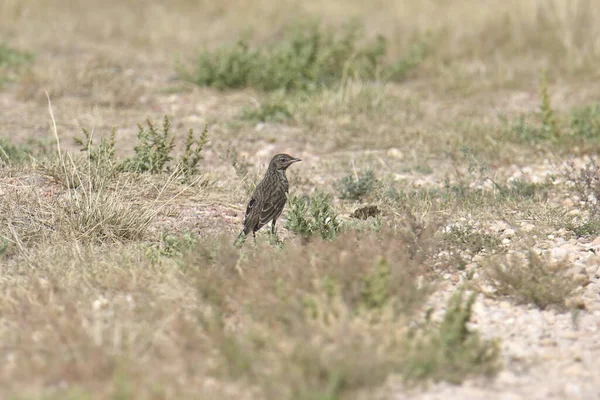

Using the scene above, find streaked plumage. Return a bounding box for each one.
[235,153,301,244]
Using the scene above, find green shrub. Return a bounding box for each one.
[360,257,391,310]
[75,127,117,164]
[181,21,426,92]
[119,116,175,174]
[146,231,197,260]
[0,137,33,165]
[484,250,584,310]
[178,125,209,183]
[566,218,600,238]
[568,159,600,217]
[285,190,341,240]
[539,70,559,139]
[404,290,500,383]
[443,225,501,255]
[336,169,378,201]
[0,43,33,85]
[569,104,600,139]
[239,96,293,123]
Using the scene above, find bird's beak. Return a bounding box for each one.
[292,158,302,163]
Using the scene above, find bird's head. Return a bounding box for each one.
[270,153,302,171]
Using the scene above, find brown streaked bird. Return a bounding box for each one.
[235,153,302,244]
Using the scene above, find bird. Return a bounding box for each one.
[235,153,301,245]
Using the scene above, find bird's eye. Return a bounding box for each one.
[279,157,286,162]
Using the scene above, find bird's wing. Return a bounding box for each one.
[243,197,257,227]
[256,194,287,230]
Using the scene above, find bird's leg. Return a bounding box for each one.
[270,219,282,245]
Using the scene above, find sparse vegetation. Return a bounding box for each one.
[239,94,294,123]
[0,42,33,85]
[443,224,501,255]
[483,250,585,311]
[569,104,600,140]
[0,137,33,165]
[174,229,497,398]
[539,70,559,140]
[119,116,175,174]
[403,290,500,383]
[181,21,426,92]
[285,190,341,240]
[74,116,208,184]
[336,168,378,201]
[4,0,600,398]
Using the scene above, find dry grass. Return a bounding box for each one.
[482,250,587,311]
[0,225,501,399]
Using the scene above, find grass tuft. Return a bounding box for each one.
[484,250,585,311]
[285,190,341,241]
[336,169,378,201]
[0,42,33,85]
[404,290,500,384]
[119,116,176,174]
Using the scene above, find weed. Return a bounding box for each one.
[496,179,552,202]
[218,144,250,179]
[181,21,424,92]
[443,225,501,255]
[0,138,33,165]
[239,95,293,123]
[403,290,500,384]
[336,169,378,201]
[178,125,209,183]
[0,43,33,85]
[119,116,175,174]
[566,217,600,238]
[146,231,197,260]
[566,158,600,217]
[285,191,341,241]
[569,104,600,140]
[89,115,210,182]
[484,250,584,311]
[360,257,391,310]
[539,70,559,139]
[182,228,492,398]
[499,114,540,144]
[74,127,116,165]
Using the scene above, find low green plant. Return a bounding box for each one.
[567,159,600,217]
[404,290,500,384]
[539,69,559,139]
[569,104,600,140]
[484,250,584,310]
[443,225,501,255]
[181,21,425,92]
[239,94,293,123]
[178,125,209,183]
[336,169,378,201]
[0,43,34,85]
[285,190,341,240]
[360,257,391,310]
[495,179,552,202]
[0,137,33,165]
[566,217,600,238]
[146,231,197,260]
[76,116,208,182]
[74,127,117,165]
[119,116,175,174]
